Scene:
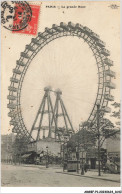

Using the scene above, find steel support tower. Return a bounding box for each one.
[30,87,74,142]
[51,89,74,140]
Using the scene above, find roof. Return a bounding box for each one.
[21,153,32,159]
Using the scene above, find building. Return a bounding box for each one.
[27,138,61,155]
[21,138,61,164]
[106,134,120,172]
[1,133,16,162]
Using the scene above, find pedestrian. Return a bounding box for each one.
[84,163,88,172]
[80,162,85,175]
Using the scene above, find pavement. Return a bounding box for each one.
[59,169,120,183]
[1,163,121,187]
[22,164,120,183]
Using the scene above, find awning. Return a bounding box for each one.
[21,153,32,159]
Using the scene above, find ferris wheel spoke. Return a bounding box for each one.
[7,22,115,142]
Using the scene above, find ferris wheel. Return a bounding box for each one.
[7,22,115,142]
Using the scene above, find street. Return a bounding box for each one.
[1,164,120,187]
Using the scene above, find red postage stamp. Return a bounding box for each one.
[1,2,40,35]
[13,4,40,35]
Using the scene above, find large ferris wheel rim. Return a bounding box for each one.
[8,22,114,141]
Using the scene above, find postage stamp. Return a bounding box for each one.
[1,1,40,35]
[1,1,32,31]
[12,4,40,35]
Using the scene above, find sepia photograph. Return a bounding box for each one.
[1,0,121,192]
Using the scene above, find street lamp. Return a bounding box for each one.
[97,104,101,176]
[76,126,80,174]
[76,145,80,174]
[58,152,61,165]
[81,149,85,175]
[62,136,69,171]
[62,143,65,171]
[65,141,68,163]
[78,124,85,175]
[46,146,48,168]
[61,142,65,171]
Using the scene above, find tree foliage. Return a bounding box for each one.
[111,102,120,126]
[12,136,28,155]
[68,128,96,151]
[68,102,120,150]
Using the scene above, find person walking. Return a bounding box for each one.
[84,163,88,172]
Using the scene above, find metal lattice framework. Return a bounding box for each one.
[30,87,75,142]
[7,22,115,142]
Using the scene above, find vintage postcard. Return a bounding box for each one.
[1,0,121,193]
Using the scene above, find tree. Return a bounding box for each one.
[12,136,28,163]
[68,103,120,176]
[80,104,120,176]
[68,127,96,151]
[69,101,120,150]
[111,102,120,127]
